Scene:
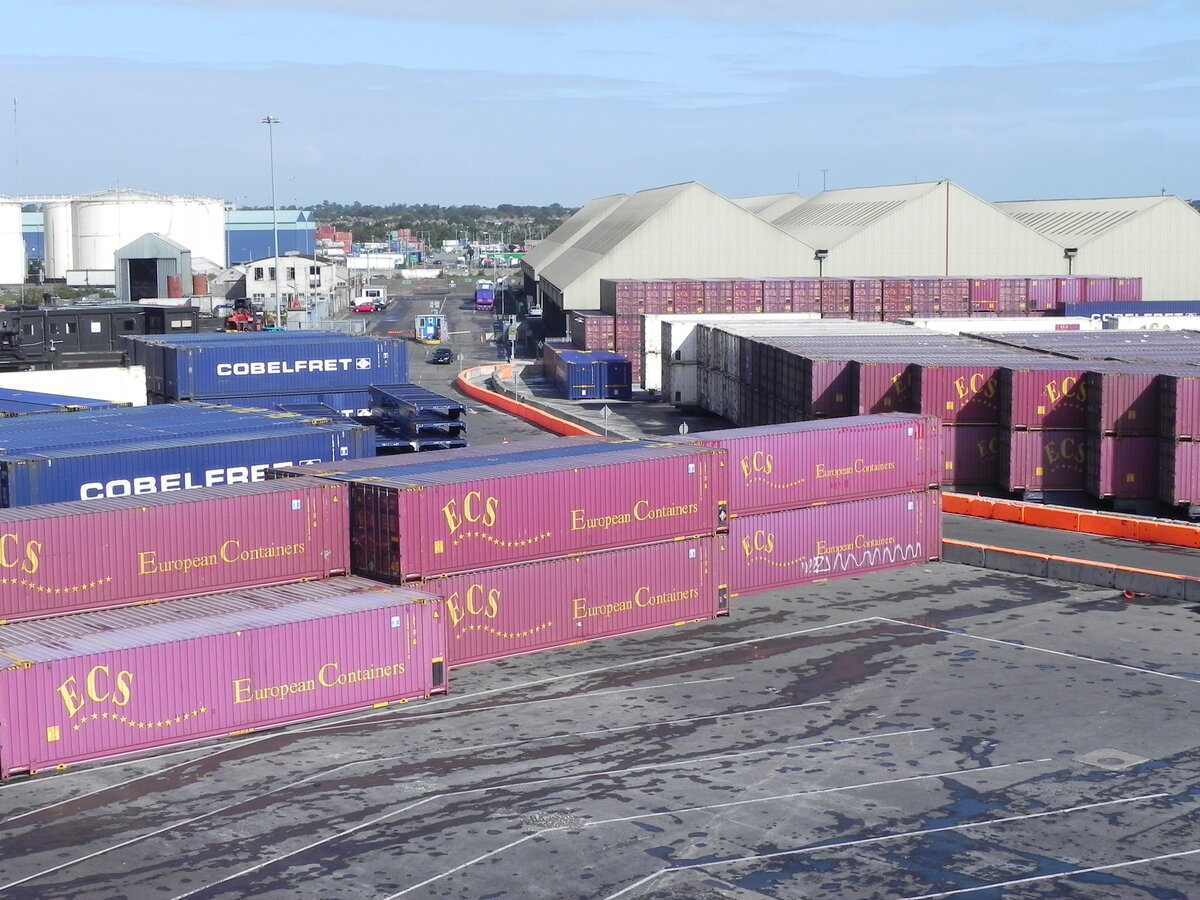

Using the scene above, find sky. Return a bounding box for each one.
[1,0,1197,209]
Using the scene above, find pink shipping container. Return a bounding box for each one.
[1027,278,1058,311]
[599,280,644,315]
[1000,364,1089,430]
[762,280,793,313]
[1086,368,1159,436]
[820,280,853,318]
[851,278,883,321]
[1113,277,1142,302]
[969,278,1000,312]
[664,414,940,516]
[1160,374,1200,440]
[0,478,350,623]
[348,445,728,582]
[1055,277,1084,304]
[1000,429,1087,493]
[791,279,821,314]
[1082,277,1116,302]
[915,362,1003,424]
[942,425,1001,487]
[569,311,616,351]
[1159,440,1200,508]
[613,315,642,352]
[727,490,942,596]
[856,360,915,414]
[940,278,971,307]
[1086,434,1158,499]
[0,578,446,779]
[417,536,729,666]
[703,280,734,313]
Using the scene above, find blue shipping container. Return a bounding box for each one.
[0,403,348,454]
[149,390,376,418]
[124,333,410,400]
[0,388,127,417]
[1061,301,1200,320]
[0,421,374,507]
[545,346,632,400]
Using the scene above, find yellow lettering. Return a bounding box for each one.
[57,676,86,719]
[232,678,253,704]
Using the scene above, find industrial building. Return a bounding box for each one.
[523,180,1200,333]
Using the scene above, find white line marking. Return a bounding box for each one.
[166,725,937,900]
[875,616,1200,683]
[603,792,1169,899]
[898,845,1200,900]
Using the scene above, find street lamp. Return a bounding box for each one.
[261,115,281,326]
[814,248,829,277]
[1064,247,1078,276]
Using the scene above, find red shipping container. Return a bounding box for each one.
[613,315,642,352]
[762,280,793,313]
[0,479,350,623]
[1000,429,1087,492]
[857,361,916,415]
[703,280,734,313]
[940,278,971,307]
[1113,277,1142,302]
[599,280,644,315]
[348,446,728,582]
[0,578,446,779]
[418,536,728,666]
[1086,434,1158,499]
[942,424,1001,487]
[1055,277,1084,305]
[568,311,616,351]
[1086,368,1159,435]
[820,279,852,318]
[664,414,940,516]
[791,279,822,314]
[1001,364,1089,430]
[969,278,1000,312]
[1027,278,1058,311]
[915,363,1003,424]
[727,490,941,596]
[1083,277,1117,302]
[1159,440,1200,507]
[806,357,855,418]
[851,278,883,321]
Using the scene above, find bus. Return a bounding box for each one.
[474,279,495,311]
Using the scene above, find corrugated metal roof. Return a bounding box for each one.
[522,193,629,271]
[992,196,1170,246]
[768,182,945,248]
[538,182,697,291]
[733,192,807,219]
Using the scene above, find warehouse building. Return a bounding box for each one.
[529,182,814,335]
[993,195,1200,300]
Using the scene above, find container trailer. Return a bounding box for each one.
[0,578,446,779]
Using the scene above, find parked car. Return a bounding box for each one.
[429,347,454,364]
[354,299,386,313]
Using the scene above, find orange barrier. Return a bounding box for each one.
[944,493,1200,550]
[945,538,1191,583]
[456,366,602,437]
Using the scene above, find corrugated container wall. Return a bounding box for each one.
[1085,435,1158,499]
[0,578,446,779]
[418,536,729,666]
[999,430,1088,493]
[348,446,729,581]
[0,478,350,622]
[727,490,942,596]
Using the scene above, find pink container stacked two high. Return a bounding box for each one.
[664,414,944,597]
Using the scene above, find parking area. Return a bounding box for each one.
[2,561,1198,899]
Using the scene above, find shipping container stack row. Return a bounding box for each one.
[0,387,131,417]
[691,324,1200,515]
[598,276,1142,319]
[542,341,634,400]
[0,414,943,779]
[119,331,467,450]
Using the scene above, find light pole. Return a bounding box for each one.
[261,115,281,326]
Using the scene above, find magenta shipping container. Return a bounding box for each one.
[0,478,350,623]
[942,425,1001,487]
[0,577,446,779]
[1159,440,1200,507]
[416,535,729,666]
[727,490,942,596]
[1000,429,1087,493]
[349,445,727,582]
[1000,364,1089,430]
[915,362,1003,425]
[1086,434,1158,499]
[665,414,940,515]
[1160,374,1200,440]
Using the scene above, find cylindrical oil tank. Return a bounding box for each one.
[192,273,209,296]
[73,190,175,273]
[0,202,23,285]
[166,274,183,298]
[42,199,75,279]
[169,196,228,268]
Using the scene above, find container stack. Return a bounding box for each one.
[660,414,943,598]
[364,383,468,452]
[0,387,129,417]
[1159,372,1200,515]
[543,342,633,400]
[997,360,1090,502]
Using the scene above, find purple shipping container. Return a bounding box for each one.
[703,280,734,313]
[1159,440,1200,507]
[1113,277,1142,302]
[1001,364,1089,430]
[856,360,916,415]
[1086,434,1158,499]
[1000,429,1087,493]
[915,362,1003,425]
[348,445,728,581]
[791,279,821,314]
[1082,277,1117,302]
[418,536,729,666]
[969,278,1000,312]
[598,280,644,315]
[569,311,616,351]
[664,414,940,515]
[0,478,350,623]
[1160,374,1200,440]
[1086,368,1159,436]
[727,490,941,596]
[0,578,446,779]
[942,424,1001,487]
[1027,278,1058,311]
[762,280,793,313]
[820,279,853,318]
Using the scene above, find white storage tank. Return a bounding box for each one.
[168,195,227,267]
[0,201,24,285]
[43,199,75,279]
[73,190,175,273]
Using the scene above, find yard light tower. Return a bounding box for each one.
[262,115,282,326]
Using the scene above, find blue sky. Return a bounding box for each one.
[1,0,1196,208]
